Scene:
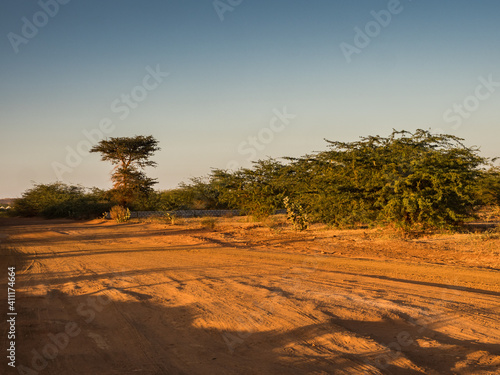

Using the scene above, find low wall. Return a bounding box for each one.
[131,210,241,218]
[128,209,287,218]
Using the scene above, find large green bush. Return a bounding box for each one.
[286,130,486,230]
[204,129,487,230]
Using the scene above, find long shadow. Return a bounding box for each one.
[190,234,250,250]
[12,290,359,374]
[7,221,500,299]
[327,316,500,375]
[16,244,500,300]
[1,218,311,252]
[0,217,76,227]
[12,287,500,375]
[4,219,500,373]
[316,268,500,298]
[21,243,205,261]
[4,226,212,246]
[0,243,33,371]
[19,264,256,288]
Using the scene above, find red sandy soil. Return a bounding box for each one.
[0,216,499,374]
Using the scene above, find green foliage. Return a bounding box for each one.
[12,130,492,232]
[90,135,160,207]
[178,176,227,209]
[212,159,287,219]
[154,177,230,211]
[283,197,309,231]
[0,210,11,218]
[13,183,112,219]
[156,188,194,210]
[287,130,486,230]
[475,166,500,207]
[109,205,131,223]
[131,190,162,211]
[155,130,486,231]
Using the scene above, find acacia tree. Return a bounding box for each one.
[90,135,160,207]
[288,129,486,230]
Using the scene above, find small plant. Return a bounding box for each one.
[163,212,183,225]
[171,215,185,225]
[200,217,218,230]
[109,205,131,223]
[284,197,309,231]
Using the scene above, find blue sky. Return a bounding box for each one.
[1,0,499,197]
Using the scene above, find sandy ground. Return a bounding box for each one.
[0,216,499,375]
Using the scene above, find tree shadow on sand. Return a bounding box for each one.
[10,286,500,375]
[3,224,499,374]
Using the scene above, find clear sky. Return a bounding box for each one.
[1,0,499,197]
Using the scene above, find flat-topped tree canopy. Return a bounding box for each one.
[90,135,160,207]
[90,135,160,169]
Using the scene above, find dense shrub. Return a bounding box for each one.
[130,190,162,211]
[152,177,231,212]
[283,197,309,231]
[475,167,500,207]
[285,130,486,230]
[202,129,487,231]
[212,159,287,219]
[13,183,112,219]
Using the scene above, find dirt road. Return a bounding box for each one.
[1,218,499,374]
